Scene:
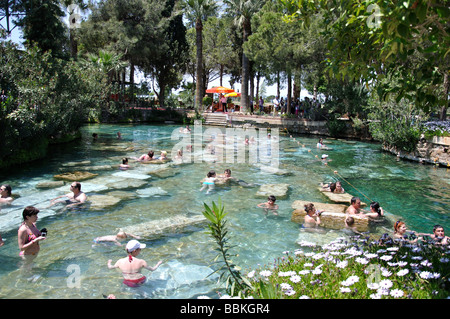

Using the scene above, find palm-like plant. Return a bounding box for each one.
[224,0,266,113]
[182,0,218,111]
[85,50,127,84]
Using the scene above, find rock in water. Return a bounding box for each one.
[88,195,122,210]
[256,183,290,199]
[291,200,369,232]
[53,171,98,181]
[121,214,207,239]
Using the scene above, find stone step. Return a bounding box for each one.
[203,113,228,126]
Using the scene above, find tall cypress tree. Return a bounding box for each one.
[15,0,68,58]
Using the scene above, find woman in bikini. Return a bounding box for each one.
[107,240,162,287]
[18,206,46,261]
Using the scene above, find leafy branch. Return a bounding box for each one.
[202,199,252,296]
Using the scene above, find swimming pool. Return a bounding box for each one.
[0,123,448,299]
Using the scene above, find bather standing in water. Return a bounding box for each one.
[303,203,323,228]
[107,240,162,287]
[346,197,362,215]
[18,206,46,263]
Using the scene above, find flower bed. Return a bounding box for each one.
[239,236,449,299]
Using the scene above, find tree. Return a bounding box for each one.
[14,0,68,57]
[224,0,266,113]
[182,0,218,111]
[142,0,189,107]
[281,0,450,119]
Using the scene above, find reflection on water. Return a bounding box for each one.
[0,123,448,299]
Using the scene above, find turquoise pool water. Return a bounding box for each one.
[0,123,448,299]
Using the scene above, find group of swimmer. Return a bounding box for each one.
[1,130,448,291]
[301,196,449,245]
[1,184,162,288]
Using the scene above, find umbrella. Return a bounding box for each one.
[205,86,235,94]
[225,92,241,97]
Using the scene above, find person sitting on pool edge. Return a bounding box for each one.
[49,182,87,209]
[107,239,162,288]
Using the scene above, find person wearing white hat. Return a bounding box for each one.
[107,240,163,287]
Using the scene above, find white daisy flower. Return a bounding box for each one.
[280,283,293,291]
[379,279,393,289]
[367,283,379,290]
[260,270,272,277]
[390,289,404,298]
[336,260,348,268]
[356,257,369,264]
[284,289,296,296]
[397,269,409,277]
[380,255,393,261]
[420,271,432,279]
[340,287,351,293]
[290,275,301,283]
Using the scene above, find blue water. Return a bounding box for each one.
[0,123,448,299]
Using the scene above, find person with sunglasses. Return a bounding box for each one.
[393,220,420,243]
[49,182,87,208]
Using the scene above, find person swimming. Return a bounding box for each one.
[200,170,216,194]
[257,195,279,216]
[93,230,141,246]
[119,158,130,170]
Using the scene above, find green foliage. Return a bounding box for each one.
[326,116,348,137]
[365,78,424,152]
[282,0,450,117]
[202,199,252,296]
[15,0,68,57]
[0,40,107,165]
[202,95,213,106]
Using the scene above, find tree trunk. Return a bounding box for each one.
[249,62,254,113]
[195,18,204,111]
[69,29,77,59]
[256,71,260,101]
[440,72,449,120]
[241,18,251,113]
[287,70,292,114]
[130,63,135,103]
[276,72,280,98]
